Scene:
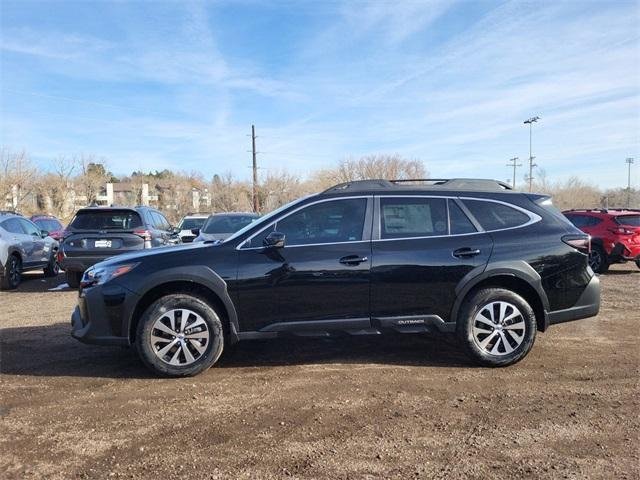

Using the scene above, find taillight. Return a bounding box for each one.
[57,250,64,263]
[562,234,591,253]
[134,229,152,248]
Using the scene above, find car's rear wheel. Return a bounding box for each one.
[635,258,640,270]
[589,245,609,273]
[43,254,59,277]
[457,288,537,367]
[66,271,82,288]
[1,255,21,290]
[136,294,224,377]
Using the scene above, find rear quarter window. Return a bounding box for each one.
[616,215,640,227]
[462,199,531,231]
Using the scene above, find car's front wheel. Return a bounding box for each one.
[457,288,537,367]
[136,294,224,377]
[66,271,82,288]
[43,254,59,277]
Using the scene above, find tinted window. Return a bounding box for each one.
[275,198,367,246]
[565,214,601,228]
[380,198,447,239]
[203,215,257,234]
[449,200,477,235]
[33,219,62,232]
[462,199,530,231]
[69,210,143,230]
[179,217,207,230]
[151,212,170,231]
[1,218,24,234]
[18,219,40,235]
[616,215,640,227]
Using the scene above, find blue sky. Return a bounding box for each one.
[1,0,639,188]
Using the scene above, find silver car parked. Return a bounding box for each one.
[193,212,259,242]
[0,212,60,290]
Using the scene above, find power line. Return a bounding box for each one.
[506,157,522,189]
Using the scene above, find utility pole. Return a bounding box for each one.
[506,157,522,189]
[251,125,259,213]
[626,157,634,208]
[523,116,540,192]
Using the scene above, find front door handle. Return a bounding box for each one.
[453,247,481,258]
[339,255,368,266]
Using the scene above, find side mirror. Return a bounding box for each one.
[40,230,49,238]
[263,231,285,249]
[191,228,200,236]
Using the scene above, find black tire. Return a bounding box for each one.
[66,271,82,288]
[136,294,224,377]
[43,254,60,277]
[589,245,609,274]
[456,288,537,367]
[0,254,21,290]
[636,259,640,271]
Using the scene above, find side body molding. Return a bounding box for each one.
[449,260,550,327]
[126,265,240,342]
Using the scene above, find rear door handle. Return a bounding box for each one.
[339,255,368,266]
[453,247,481,258]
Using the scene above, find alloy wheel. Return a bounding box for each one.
[472,301,526,356]
[589,249,602,272]
[150,309,210,366]
[9,257,20,287]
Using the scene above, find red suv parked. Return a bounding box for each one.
[563,209,640,273]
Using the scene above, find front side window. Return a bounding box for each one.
[18,219,40,236]
[261,198,367,247]
[380,197,448,239]
[462,199,530,231]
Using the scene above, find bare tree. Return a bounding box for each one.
[211,172,252,213]
[310,154,428,190]
[0,148,40,211]
[74,154,111,205]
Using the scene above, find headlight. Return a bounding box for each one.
[81,263,139,287]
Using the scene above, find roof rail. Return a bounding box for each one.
[0,210,22,216]
[391,178,513,190]
[321,178,513,194]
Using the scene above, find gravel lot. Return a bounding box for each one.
[1,264,639,479]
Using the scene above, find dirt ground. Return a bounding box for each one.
[1,265,639,480]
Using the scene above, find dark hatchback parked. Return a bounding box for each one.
[71,179,600,377]
[60,206,180,288]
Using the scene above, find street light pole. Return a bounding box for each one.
[523,116,540,192]
[626,157,635,208]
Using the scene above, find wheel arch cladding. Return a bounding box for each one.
[128,268,239,344]
[452,263,549,332]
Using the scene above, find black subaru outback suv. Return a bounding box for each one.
[71,179,600,377]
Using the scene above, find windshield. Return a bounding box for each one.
[202,215,257,234]
[33,219,63,232]
[616,215,640,227]
[69,210,143,230]
[179,217,207,230]
[223,194,317,243]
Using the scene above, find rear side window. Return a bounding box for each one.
[462,199,530,231]
[616,215,640,227]
[1,218,24,234]
[69,210,143,230]
[448,200,477,235]
[380,198,448,239]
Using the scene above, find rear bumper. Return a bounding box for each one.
[547,274,600,326]
[70,282,137,346]
[609,242,640,261]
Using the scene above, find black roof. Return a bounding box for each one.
[321,178,513,195]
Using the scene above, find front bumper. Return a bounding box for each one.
[547,273,600,326]
[70,282,138,346]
